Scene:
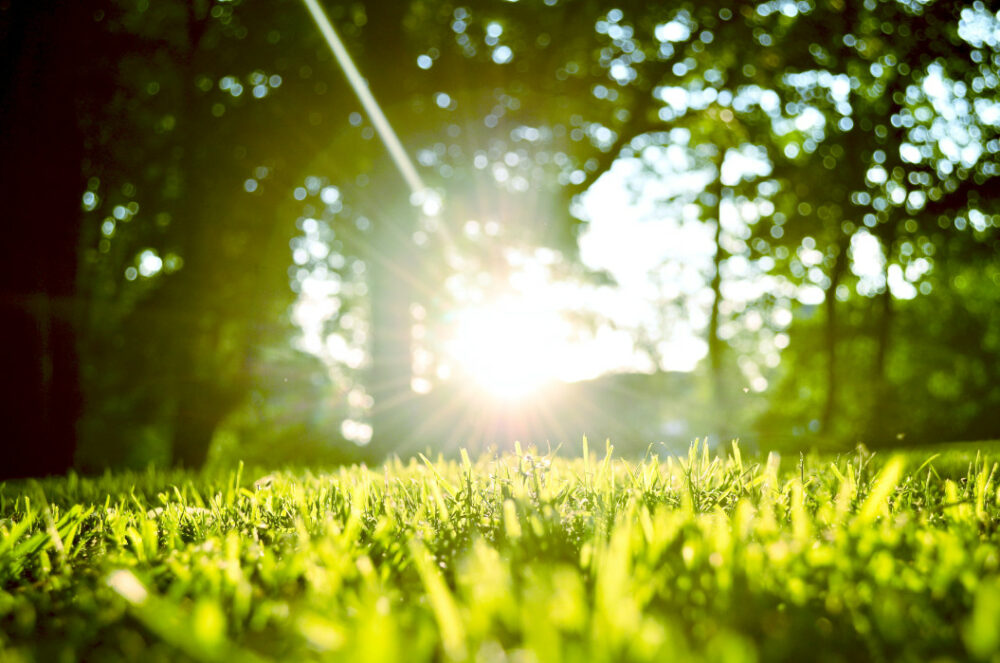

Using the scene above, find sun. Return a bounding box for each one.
[446,298,571,399]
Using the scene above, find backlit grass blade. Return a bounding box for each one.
[858,456,905,525]
[410,540,467,661]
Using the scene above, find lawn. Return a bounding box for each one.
[2,440,999,662]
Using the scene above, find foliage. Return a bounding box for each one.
[3,0,999,475]
[757,255,1000,448]
[3,441,1000,661]
[72,0,647,464]
[616,0,1000,446]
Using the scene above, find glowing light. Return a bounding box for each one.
[492,45,513,64]
[320,186,340,205]
[341,419,372,444]
[138,250,163,277]
[447,299,569,399]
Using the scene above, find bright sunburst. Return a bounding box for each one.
[447,298,572,399]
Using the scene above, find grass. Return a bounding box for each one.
[2,439,1000,662]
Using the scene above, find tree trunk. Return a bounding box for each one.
[160,7,247,469]
[707,208,725,397]
[869,275,894,442]
[869,232,896,443]
[171,363,246,468]
[819,240,848,436]
[0,2,86,478]
[706,155,729,441]
[365,190,418,459]
[352,9,422,460]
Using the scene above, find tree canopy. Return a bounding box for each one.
[1,0,997,476]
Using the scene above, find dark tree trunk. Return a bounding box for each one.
[707,205,725,396]
[0,2,86,478]
[869,274,894,441]
[155,6,247,469]
[705,157,729,441]
[172,389,218,469]
[820,240,848,436]
[868,230,896,443]
[171,363,246,468]
[161,177,254,468]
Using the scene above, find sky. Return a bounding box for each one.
[575,157,715,373]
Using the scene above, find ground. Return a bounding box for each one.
[2,440,999,662]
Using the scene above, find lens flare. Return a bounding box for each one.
[447,299,570,399]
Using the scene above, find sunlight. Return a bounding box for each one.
[447,298,571,399]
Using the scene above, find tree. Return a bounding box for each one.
[292,0,682,456]
[72,0,629,464]
[729,0,1000,445]
[0,1,92,478]
[75,0,344,468]
[518,0,1000,447]
[15,0,999,473]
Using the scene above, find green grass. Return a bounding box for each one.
[2,439,1000,662]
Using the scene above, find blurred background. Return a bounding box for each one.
[2,0,998,477]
